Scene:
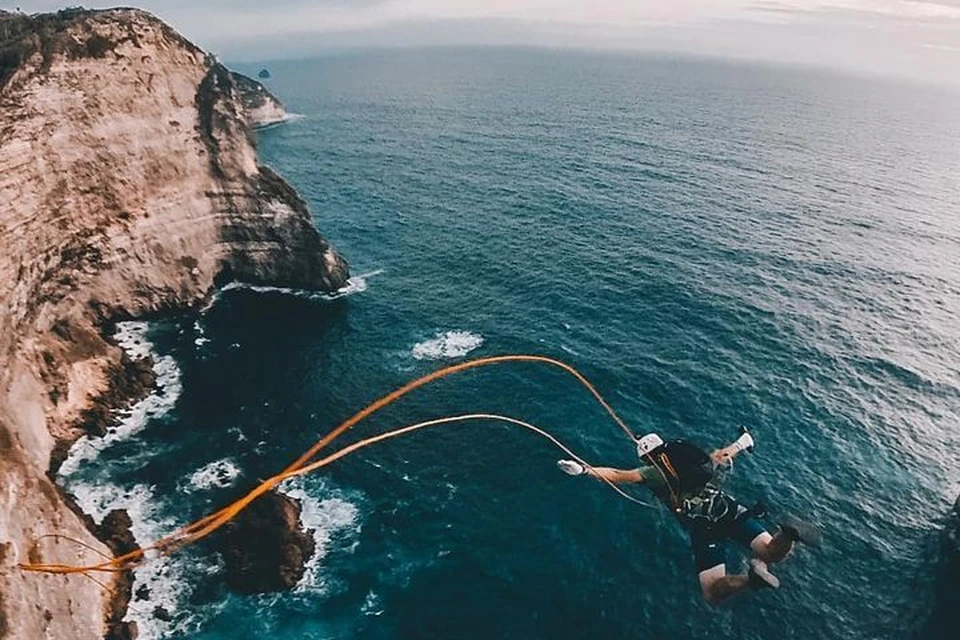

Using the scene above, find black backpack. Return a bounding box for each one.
[647,441,714,494]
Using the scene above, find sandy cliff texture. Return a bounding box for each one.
[0,8,347,639]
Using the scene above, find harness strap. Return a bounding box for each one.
[680,485,732,525]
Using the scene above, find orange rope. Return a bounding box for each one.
[289,414,654,507]
[20,355,645,577]
[20,413,649,575]
[34,534,115,561]
[163,355,639,542]
[282,354,638,473]
[175,355,641,541]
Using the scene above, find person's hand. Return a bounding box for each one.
[557,460,587,476]
[710,449,733,466]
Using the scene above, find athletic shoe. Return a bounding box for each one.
[779,515,823,549]
[748,559,780,590]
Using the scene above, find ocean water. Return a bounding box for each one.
[59,50,960,639]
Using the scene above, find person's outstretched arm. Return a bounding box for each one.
[710,436,753,465]
[557,460,644,484]
[588,466,644,484]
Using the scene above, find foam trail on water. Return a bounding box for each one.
[193,319,210,347]
[362,590,384,616]
[412,330,484,361]
[59,322,182,477]
[254,112,306,130]
[204,269,382,312]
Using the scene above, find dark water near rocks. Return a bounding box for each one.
[62,50,960,639]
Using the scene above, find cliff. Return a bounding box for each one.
[0,7,347,639]
[230,70,289,128]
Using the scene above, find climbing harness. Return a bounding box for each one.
[680,484,732,525]
[634,437,716,513]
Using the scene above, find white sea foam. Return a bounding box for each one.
[67,479,215,639]
[362,590,384,616]
[209,270,382,310]
[58,321,198,639]
[560,343,580,356]
[59,322,183,477]
[55,319,363,636]
[193,319,210,347]
[279,476,361,594]
[253,112,305,130]
[412,330,484,360]
[113,321,154,360]
[228,424,248,442]
[188,458,241,490]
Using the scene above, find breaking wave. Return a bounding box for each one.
[67,480,217,639]
[188,458,241,490]
[58,322,182,477]
[57,320,199,639]
[279,475,362,595]
[254,112,306,130]
[412,330,484,361]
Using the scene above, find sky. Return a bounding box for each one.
[4,1,960,85]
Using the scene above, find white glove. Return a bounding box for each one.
[733,429,755,453]
[557,460,587,476]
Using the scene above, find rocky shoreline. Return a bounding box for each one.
[0,8,347,639]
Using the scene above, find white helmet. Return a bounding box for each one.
[636,433,664,457]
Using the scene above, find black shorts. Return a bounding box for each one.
[689,505,769,573]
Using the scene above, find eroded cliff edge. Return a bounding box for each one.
[0,8,347,639]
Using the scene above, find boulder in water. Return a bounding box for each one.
[213,489,316,594]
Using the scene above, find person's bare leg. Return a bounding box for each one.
[705,576,751,604]
[699,565,751,605]
[750,531,794,564]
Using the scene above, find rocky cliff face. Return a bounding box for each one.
[230,70,289,128]
[0,8,347,639]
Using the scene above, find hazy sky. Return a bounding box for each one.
[6,1,960,85]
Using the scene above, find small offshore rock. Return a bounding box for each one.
[152,606,173,622]
[213,489,316,594]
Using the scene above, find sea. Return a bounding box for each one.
[57,49,960,639]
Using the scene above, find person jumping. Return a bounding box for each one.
[557,429,820,604]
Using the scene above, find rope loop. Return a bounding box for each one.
[20,355,649,577]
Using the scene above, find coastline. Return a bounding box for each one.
[55,276,372,637]
[0,8,349,638]
[58,320,186,639]
[46,322,165,640]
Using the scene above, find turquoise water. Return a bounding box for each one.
[64,50,960,638]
